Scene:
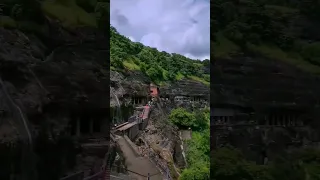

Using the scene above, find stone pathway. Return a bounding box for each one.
[116,135,162,180]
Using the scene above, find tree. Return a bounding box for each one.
[169,108,196,129]
[146,66,161,82]
[180,163,210,180]
[194,110,209,130]
[180,115,210,180]
[110,25,209,84]
[211,148,273,180]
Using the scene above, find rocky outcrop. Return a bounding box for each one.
[110,70,149,107]
[160,79,209,99]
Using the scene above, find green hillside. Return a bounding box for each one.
[110,26,210,86]
[0,0,108,30]
[212,0,320,74]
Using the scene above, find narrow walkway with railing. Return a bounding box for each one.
[114,135,162,180]
[60,100,167,180]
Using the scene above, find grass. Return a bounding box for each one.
[248,44,320,74]
[203,74,210,82]
[41,0,96,28]
[123,60,140,71]
[175,72,185,80]
[188,75,210,86]
[0,16,17,28]
[213,32,240,58]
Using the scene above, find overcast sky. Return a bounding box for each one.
[110,0,210,60]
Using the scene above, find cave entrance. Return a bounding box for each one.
[211,108,237,125]
[264,107,307,127]
[132,96,147,105]
[192,96,199,102]
[80,117,103,136]
[80,115,90,134]
[212,116,232,125]
[69,114,102,137]
[69,116,77,136]
[93,118,101,133]
[266,114,302,126]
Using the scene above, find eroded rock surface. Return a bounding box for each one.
[211,55,320,164]
[110,70,149,107]
[211,55,320,106]
[0,24,108,179]
[160,79,209,98]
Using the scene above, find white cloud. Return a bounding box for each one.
[110,0,210,60]
[128,36,136,42]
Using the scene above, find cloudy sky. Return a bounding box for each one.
[110,0,210,60]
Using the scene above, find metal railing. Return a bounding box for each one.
[146,147,172,180]
[110,165,161,180]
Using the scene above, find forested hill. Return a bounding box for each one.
[0,0,109,30]
[212,0,320,73]
[110,26,210,86]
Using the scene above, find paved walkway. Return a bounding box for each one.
[116,136,162,180]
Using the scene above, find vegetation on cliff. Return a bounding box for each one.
[0,0,109,30]
[169,107,209,131]
[110,26,210,85]
[211,147,320,180]
[212,0,320,73]
[169,107,210,180]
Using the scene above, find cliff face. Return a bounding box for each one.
[110,70,149,107]
[211,55,320,107]
[160,79,209,99]
[211,55,320,163]
[0,23,108,179]
[0,25,108,131]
